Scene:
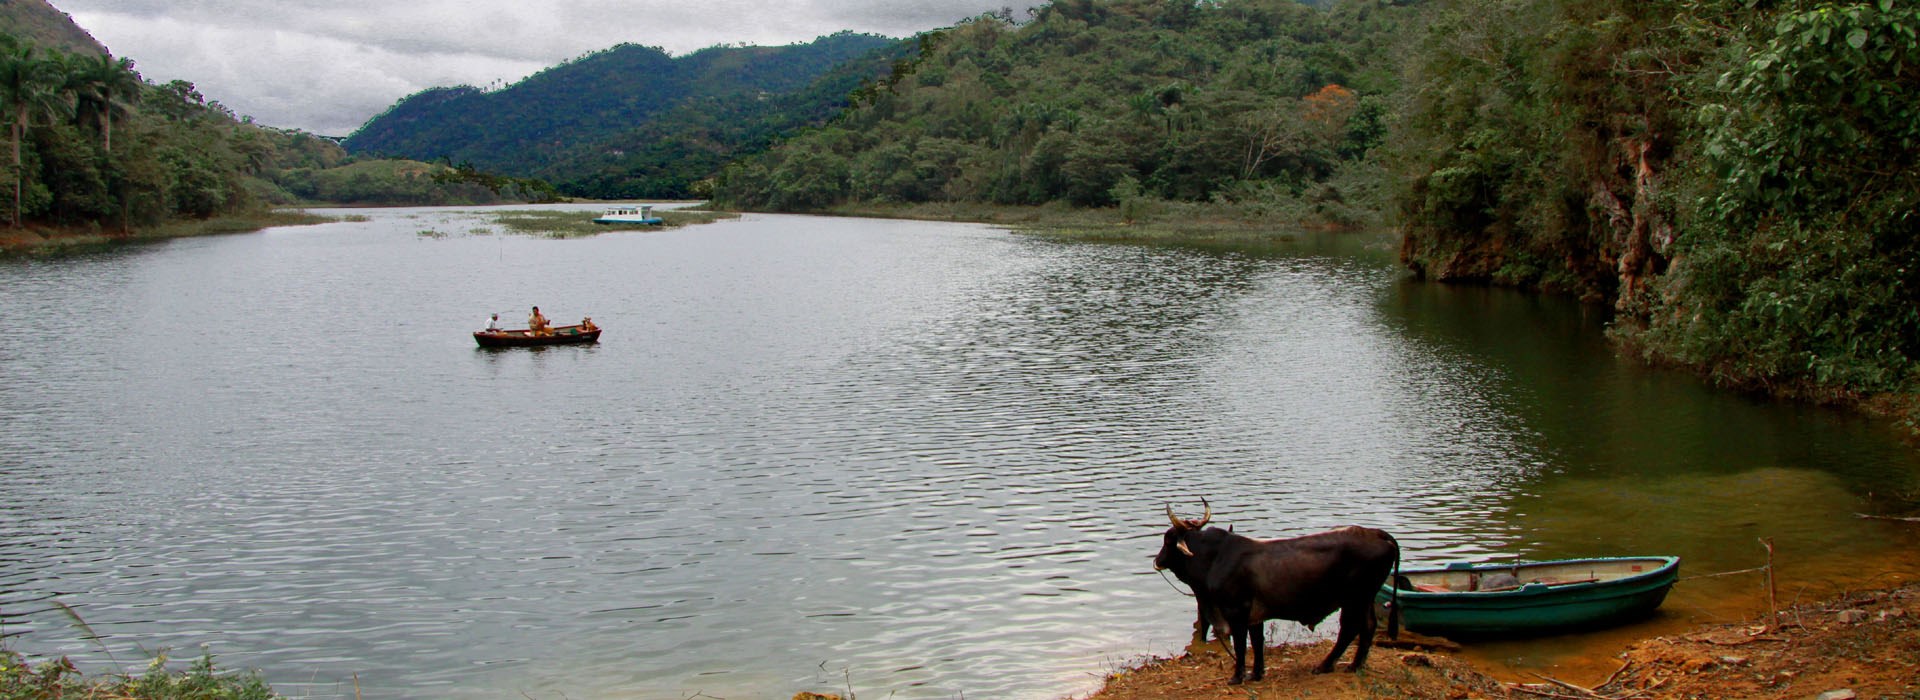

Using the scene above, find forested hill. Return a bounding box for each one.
[345,32,905,199]
[712,0,1421,220]
[0,0,106,56]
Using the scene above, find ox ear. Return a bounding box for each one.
[1227,524,1233,533]
[1176,537,1194,557]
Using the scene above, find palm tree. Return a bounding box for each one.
[67,53,140,153]
[0,39,68,227]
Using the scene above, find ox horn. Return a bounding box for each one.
[1166,503,1185,528]
[1195,497,1212,528]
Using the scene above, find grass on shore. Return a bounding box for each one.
[1,649,279,699]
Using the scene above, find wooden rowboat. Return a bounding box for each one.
[473,323,601,348]
[1377,556,1679,637]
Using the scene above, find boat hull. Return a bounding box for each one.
[473,324,601,347]
[1378,556,1679,637]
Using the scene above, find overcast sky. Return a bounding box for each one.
[50,1,1041,137]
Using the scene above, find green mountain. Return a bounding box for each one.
[345,32,906,198]
[0,0,106,56]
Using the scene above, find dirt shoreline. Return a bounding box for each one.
[1076,578,1920,700]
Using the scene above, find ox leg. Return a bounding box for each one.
[1318,604,1377,673]
[1191,597,1210,644]
[1249,621,1266,682]
[1226,615,1249,685]
[1349,603,1379,671]
[1317,609,1358,674]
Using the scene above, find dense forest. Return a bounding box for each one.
[712,0,1416,225]
[709,0,1916,419]
[344,33,907,199]
[0,33,341,230]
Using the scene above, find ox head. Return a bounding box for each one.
[1152,498,1212,572]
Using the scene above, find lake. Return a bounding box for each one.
[2,204,1916,699]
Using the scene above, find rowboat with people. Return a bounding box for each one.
[474,322,601,347]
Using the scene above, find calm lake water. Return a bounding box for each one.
[2,205,1916,699]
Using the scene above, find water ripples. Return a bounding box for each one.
[2,208,1915,698]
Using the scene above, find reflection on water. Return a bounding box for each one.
[0,205,1915,698]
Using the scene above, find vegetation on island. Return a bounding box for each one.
[485,208,739,238]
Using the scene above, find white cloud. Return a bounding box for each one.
[50,1,1040,136]
[68,12,546,135]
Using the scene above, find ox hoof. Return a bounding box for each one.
[1227,677,1244,686]
[1311,665,1336,675]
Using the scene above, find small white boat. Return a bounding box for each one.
[593,204,663,225]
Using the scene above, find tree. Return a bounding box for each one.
[0,38,68,227]
[66,53,140,153]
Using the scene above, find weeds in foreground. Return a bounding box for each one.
[0,649,278,700]
[3,602,279,699]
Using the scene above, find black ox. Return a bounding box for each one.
[1153,501,1400,684]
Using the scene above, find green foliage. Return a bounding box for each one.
[1393,0,1918,400]
[714,0,1423,218]
[0,649,278,700]
[1640,0,1920,394]
[0,32,372,230]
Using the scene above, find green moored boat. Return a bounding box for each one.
[1378,556,1680,637]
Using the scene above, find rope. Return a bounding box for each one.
[1680,565,1769,582]
[1158,568,1196,597]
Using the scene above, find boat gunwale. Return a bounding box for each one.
[473,323,601,347]
[1385,555,1680,601]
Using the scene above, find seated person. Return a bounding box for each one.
[580,316,597,332]
[528,306,551,335]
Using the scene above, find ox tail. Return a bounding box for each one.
[1387,537,1402,640]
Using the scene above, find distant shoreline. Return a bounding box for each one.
[0,210,336,256]
[740,200,1375,244]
